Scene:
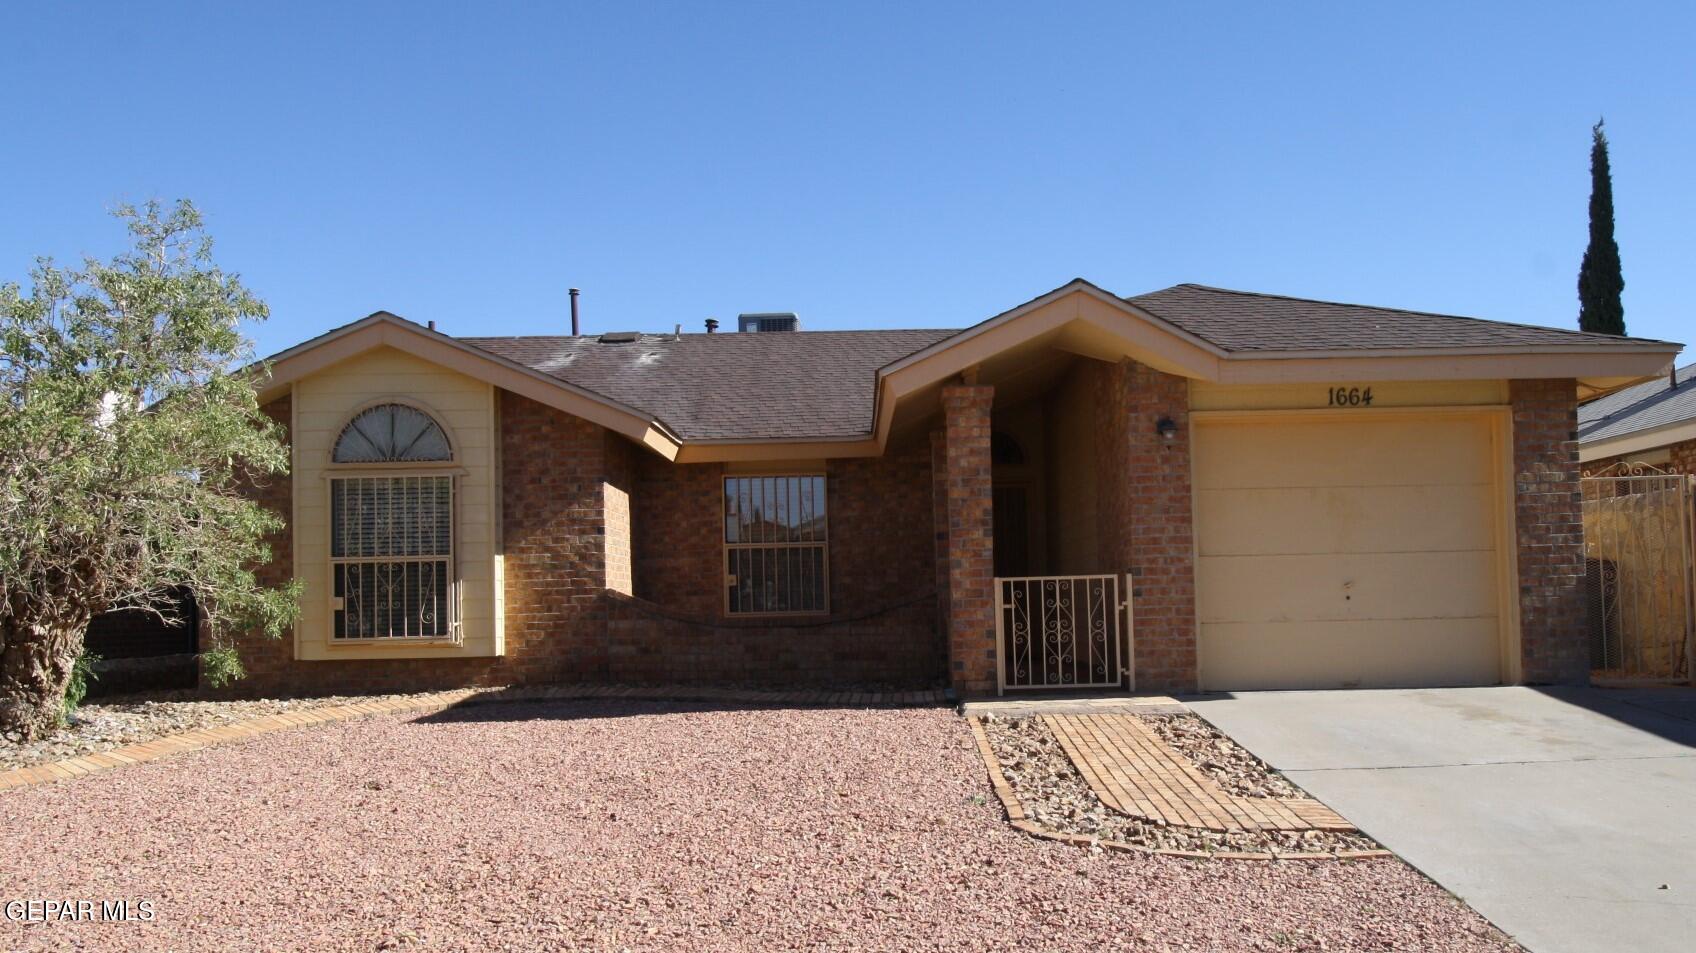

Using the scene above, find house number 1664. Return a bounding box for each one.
[1327,386,1374,407]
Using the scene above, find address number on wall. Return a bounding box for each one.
[1326,386,1375,407]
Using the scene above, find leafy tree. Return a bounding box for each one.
[1578,119,1626,335]
[0,201,299,739]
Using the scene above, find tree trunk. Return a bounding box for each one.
[0,615,84,741]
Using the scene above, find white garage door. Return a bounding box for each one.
[1194,413,1505,691]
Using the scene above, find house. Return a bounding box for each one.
[1578,363,1696,472]
[227,279,1681,698]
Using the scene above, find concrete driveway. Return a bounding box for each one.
[1188,686,1696,953]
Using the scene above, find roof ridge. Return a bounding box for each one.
[457,328,960,342]
[1146,283,1675,346]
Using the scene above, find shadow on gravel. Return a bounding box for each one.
[410,693,950,727]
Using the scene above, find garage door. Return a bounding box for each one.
[1194,412,1504,691]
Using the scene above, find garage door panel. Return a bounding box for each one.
[1197,550,1498,624]
[1195,485,1496,557]
[1193,417,1494,490]
[1193,412,1504,692]
[1199,618,1502,690]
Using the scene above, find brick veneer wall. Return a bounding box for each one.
[603,431,637,596]
[618,441,943,687]
[497,390,617,683]
[1090,360,1198,693]
[1512,378,1588,684]
[228,389,943,695]
[1677,438,1696,474]
[940,385,997,695]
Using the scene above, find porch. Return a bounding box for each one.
[918,344,1195,698]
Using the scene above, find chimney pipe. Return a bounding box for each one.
[569,288,581,336]
[705,317,719,334]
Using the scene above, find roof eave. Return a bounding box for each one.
[1579,416,1696,462]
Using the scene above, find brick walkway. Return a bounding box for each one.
[1045,713,1353,833]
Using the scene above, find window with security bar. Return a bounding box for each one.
[724,475,828,615]
[328,403,457,640]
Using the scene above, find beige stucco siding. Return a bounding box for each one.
[1192,409,1511,690]
[1190,379,1508,412]
[292,346,502,660]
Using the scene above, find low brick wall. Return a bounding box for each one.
[605,593,944,687]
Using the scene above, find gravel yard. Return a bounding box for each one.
[0,700,1514,952]
[1140,712,1304,800]
[0,689,468,770]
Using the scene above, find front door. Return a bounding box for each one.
[993,484,1030,577]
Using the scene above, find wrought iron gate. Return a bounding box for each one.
[995,574,1130,693]
[1580,463,1695,680]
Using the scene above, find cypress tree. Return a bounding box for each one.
[1577,119,1626,335]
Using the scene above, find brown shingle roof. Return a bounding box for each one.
[1126,284,1670,352]
[461,330,954,440]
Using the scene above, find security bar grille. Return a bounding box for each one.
[330,475,456,639]
[724,475,828,614]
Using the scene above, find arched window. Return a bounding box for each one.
[332,403,453,463]
[329,403,457,641]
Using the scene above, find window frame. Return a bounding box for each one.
[324,400,463,644]
[721,472,830,618]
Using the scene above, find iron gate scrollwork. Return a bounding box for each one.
[995,574,1129,693]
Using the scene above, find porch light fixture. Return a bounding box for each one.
[1156,417,1178,441]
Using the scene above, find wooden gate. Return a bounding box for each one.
[995,574,1131,694]
[1581,463,1695,680]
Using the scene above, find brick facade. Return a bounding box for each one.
[497,391,620,683]
[227,369,1592,699]
[1511,378,1588,684]
[613,440,942,686]
[940,385,997,694]
[1091,360,1197,693]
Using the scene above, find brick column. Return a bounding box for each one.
[1511,378,1587,684]
[940,385,996,695]
[930,428,951,648]
[1094,359,1197,693]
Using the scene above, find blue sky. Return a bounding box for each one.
[2,2,1691,356]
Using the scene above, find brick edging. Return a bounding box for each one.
[0,683,950,793]
[965,716,1393,862]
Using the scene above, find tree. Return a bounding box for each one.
[1577,118,1626,335]
[0,201,299,739]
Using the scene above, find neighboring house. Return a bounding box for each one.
[1578,363,1696,472]
[227,279,1680,698]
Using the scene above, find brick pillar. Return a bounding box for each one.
[1094,359,1197,693]
[930,428,951,648]
[940,385,996,695]
[1511,378,1587,684]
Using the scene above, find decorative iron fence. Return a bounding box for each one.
[995,574,1130,693]
[1580,463,1694,680]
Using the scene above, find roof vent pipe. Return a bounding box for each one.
[705,317,719,333]
[569,287,581,336]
